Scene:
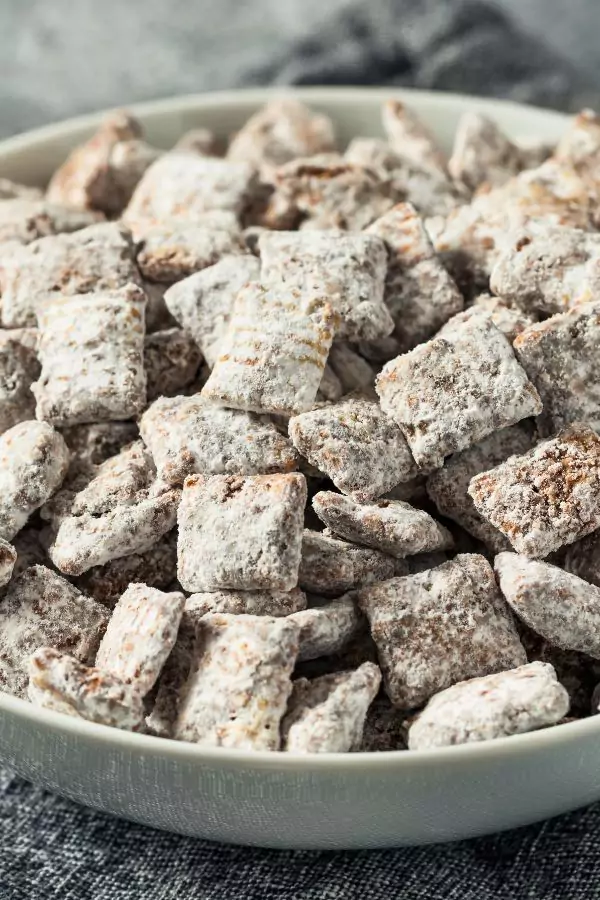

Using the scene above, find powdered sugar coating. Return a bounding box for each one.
[0,539,16,588]
[28,647,145,731]
[0,328,40,434]
[289,596,363,662]
[490,226,600,317]
[448,112,532,192]
[48,488,180,576]
[32,284,147,426]
[273,154,394,231]
[95,583,185,696]
[438,294,535,344]
[174,612,299,749]
[144,329,202,402]
[358,553,526,708]
[376,317,542,470]
[46,111,159,216]
[302,530,395,595]
[469,425,600,558]
[258,230,391,342]
[124,153,256,226]
[0,565,108,697]
[289,397,417,502]
[382,100,447,177]
[0,199,100,247]
[408,661,569,750]
[75,533,177,608]
[282,662,381,753]
[201,281,338,417]
[177,473,306,592]
[184,588,306,624]
[495,552,600,659]
[135,220,244,283]
[66,441,155,517]
[426,424,535,552]
[367,203,463,353]
[227,99,335,170]
[312,491,452,559]
[164,254,260,367]
[0,420,70,540]
[0,222,140,328]
[140,394,296,485]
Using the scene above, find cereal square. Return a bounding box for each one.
[174,613,299,749]
[201,281,338,416]
[437,294,536,344]
[448,112,531,192]
[32,284,147,426]
[469,425,600,558]
[288,596,363,661]
[0,565,108,698]
[358,554,526,708]
[177,473,306,592]
[0,199,100,247]
[382,100,447,177]
[184,588,306,623]
[140,394,297,485]
[299,530,395,596]
[135,219,244,283]
[376,317,542,470]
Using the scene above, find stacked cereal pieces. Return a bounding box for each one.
[4,98,600,754]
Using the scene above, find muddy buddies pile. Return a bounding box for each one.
[2,98,600,754]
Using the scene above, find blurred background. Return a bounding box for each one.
[0,0,599,138]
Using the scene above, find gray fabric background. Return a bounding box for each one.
[2,1,600,897]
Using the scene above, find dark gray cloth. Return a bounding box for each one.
[1,1,599,897]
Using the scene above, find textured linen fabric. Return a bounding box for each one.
[1,1,600,897]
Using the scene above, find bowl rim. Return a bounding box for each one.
[0,85,588,771]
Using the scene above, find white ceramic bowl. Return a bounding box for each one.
[0,87,594,850]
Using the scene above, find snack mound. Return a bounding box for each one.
[0,99,598,753]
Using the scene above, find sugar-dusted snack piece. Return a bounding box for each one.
[298,531,354,597]
[327,343,375,394]
[259,230,391,343]
[358,554,526,708]
[0,328,40,434]
[177,473,306,592]
[0,565,108,697]
[513,301,600,436]
[382,100,447,176]
[144,329,202,402]
[438,294,535,344]
[33,284,146,427]
[164,254,260,367]
[145,629,195,738]
[48,488,180,576]
[201,281,338,417]
[376,317,542,470]
[495,552,600,659]
[367,203,463,352]
[0,539,16,588]
[0,421,69,540]
[124,152,256,226]
[432,159,595,282]
[469,425,600,558]
[46,111,160,216]
[288,596,362,662]
[448,112,532,192]
[184,587,306,625]
[76,533,177,608]
[564,530,600,589]
[0,199,101,246]
[174,128,219,156]
[0,222,140,327]
[426,424,535,553]
[282,662,381,753]
[408,661,569,750]
[140,394,297,485]
[60,422,139,475]
[0,178,42,201]
[490,226,600,317]
[227,98,335,170]
[360,694,408,751]
[95,583,185,695]
[135,220,244,283]
[312,492,452,559]
[290,397,417,502]
[174,613,299,749]
[272,154,394,231]
[28,647,145,730]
